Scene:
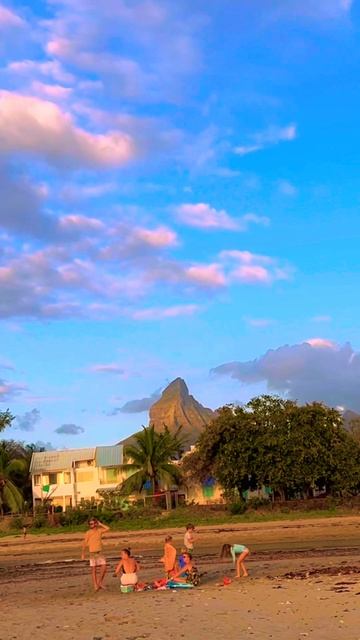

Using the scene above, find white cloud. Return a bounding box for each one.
[89,363,126,375]
[246,317,274,328]
[278,180,298,196]
[235,124,297,156]
[175,203,270,231]
[7,59,75,84]
[132,304,200,320]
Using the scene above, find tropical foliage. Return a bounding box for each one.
[0,440,29,514]
[119,425,186,494]
[0,411,38,514]
[183,395,360,501]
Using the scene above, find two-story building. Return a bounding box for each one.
[30,444,123,510]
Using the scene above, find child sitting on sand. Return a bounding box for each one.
[220,543,250,578]
[167,552,200,586]
[115,548,139,587]
[160,535,177,578]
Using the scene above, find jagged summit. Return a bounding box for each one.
[149,377,215,446]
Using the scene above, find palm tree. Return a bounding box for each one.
[119,425,186,495]
[0,410,14,433]
[0,441,27,514]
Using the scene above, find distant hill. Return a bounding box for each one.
[119,377,215,450]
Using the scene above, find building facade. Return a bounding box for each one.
[30,445,123,510]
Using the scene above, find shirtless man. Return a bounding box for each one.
[81,518,110,591]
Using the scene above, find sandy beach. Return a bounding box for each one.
[1,516,360,640]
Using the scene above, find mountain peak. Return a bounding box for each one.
[161,377,189,399]
[149,377,215,446]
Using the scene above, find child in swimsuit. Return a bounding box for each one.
[115,548,139,586]
[161,535,177,578]
[220,543,250,578]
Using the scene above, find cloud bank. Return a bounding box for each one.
[212,340,360,411]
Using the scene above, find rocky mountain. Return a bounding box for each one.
[149,377,215,446]
[119,378,215,450]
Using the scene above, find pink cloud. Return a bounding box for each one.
[59,215,105,232]
[132,304,200,320]
[220,250,273,265]
[0,4,24,28]
[306,338,337,349]
[31,81,73,101]
[233,265,271,284]
[0,378,27,401]
[186,263,226,287]
[176,202,238,230]
[134,226,178,247]
[0,91,135,168]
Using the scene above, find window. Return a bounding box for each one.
[75,470,94,482]
[49,473,58,485]
[34,475,41,486]
[64,472,71,484]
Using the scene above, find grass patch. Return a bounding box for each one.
[1,505,357,538]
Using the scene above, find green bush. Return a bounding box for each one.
[246,496,271,510]
[229,501,247,515]
[33,515,47,528]
[9,516,25,530]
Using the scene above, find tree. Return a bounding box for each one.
[184,395,360,501]
[0,410,14,433]
[119,425,185,494]
[0,441,27,514]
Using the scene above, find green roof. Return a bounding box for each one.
[95,445,123,467]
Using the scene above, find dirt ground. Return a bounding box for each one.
[1,515,360,640]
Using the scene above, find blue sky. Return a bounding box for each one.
[1,0,360,447]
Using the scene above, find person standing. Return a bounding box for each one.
[160,535,177,578]
[81,518,110,591]
[184,523,195,554]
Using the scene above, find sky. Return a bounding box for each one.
[1,0,360,448]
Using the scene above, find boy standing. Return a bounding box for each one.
[161,535,177,578]
[81,518,110,591]
[184,523,195,554]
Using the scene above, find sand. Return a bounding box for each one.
[1,515,360,640]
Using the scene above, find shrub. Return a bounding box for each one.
[33,515,47,528]
[246,497,271,510]
[9,516,25,530]
[229,501,247,515]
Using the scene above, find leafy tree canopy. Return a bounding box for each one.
[183,395,360,500]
